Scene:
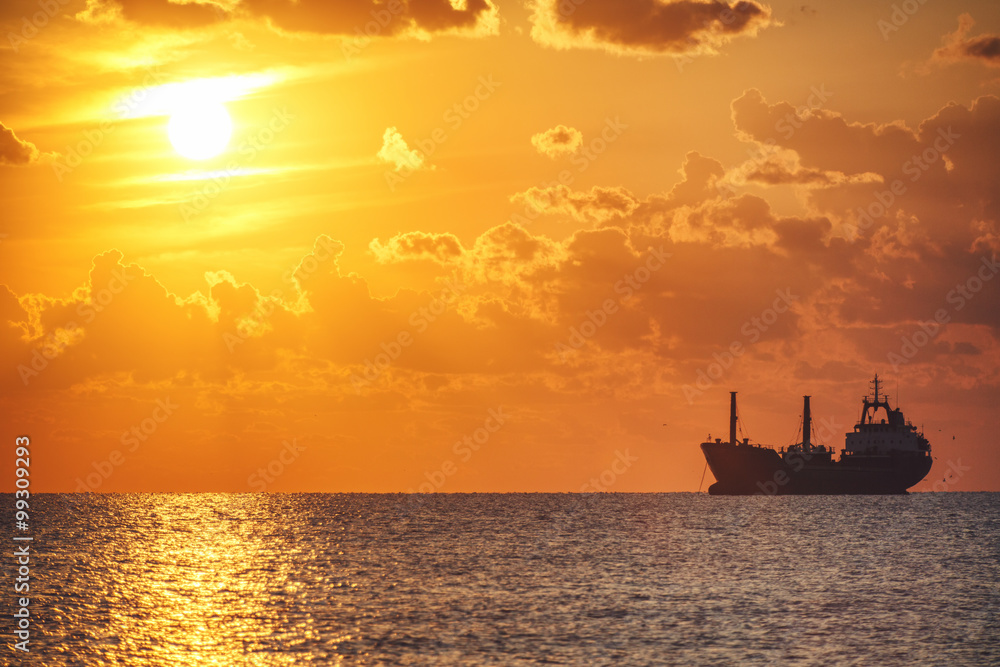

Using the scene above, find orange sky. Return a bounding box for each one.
[1,0,998,492]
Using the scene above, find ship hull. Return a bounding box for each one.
[701,441,933,495]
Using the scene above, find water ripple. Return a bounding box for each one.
[1,493,997,665]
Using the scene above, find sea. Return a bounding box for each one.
[2,493,997,666]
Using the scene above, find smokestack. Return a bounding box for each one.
[729,392,737,446]
[803,395,811,450]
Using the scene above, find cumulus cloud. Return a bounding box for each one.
[730,88,921,179]
[0,121,46,166]
[531,124,583,158]
[376,126,428,172]
[527,0,774,58]
[931,14,1000,69]
[4,127,999,490]
[725,89,1000,343]
[730,89,1000,249]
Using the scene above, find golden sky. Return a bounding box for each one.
[1,0,998,492]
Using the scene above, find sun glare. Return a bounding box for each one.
[167,100,232,160]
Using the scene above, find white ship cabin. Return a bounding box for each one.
[843,375,930,456]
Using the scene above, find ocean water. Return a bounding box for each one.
[2,493,998,666]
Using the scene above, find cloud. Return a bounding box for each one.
[0,121,47,166]
[931,14,1000,69]
[4,140,999,490]
[527,0,774,58]
[661,151,727,207]
[376,126,428,172]
[744,160,882,188]
[83,0,499,38]
[508,89,1000,358]
[89,0,225,28]
[730,88,921,178]
[531,124,583,158]
[726,88,1000,339]
[511,184,639,224]
[368,224,566,287]
[370,231,464,264]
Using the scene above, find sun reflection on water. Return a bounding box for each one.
[97,494,326,666]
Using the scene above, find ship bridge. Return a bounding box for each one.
[843,374,929,456]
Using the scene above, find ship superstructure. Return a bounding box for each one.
[843,374,930,458]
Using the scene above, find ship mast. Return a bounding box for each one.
[862,373,892,424]
[802,395,811,452]
[729,392,737,446]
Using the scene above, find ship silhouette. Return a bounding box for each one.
[700,375,932,495]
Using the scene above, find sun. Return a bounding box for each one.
[167,100,232,160]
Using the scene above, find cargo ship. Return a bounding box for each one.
[700,375,932,495]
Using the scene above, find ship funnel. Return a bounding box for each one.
[729,392,737,446]
[802,395,811,450]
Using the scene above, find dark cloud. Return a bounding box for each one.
[933,14,1000,68]
[0,121,42,166]
[747,163,835,185]
[731,90,1000,341]
[110,0,224,28]
[731,88,920,178]
[91,0,496,36]
[529,0,773,57]
[744,161,880,188]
